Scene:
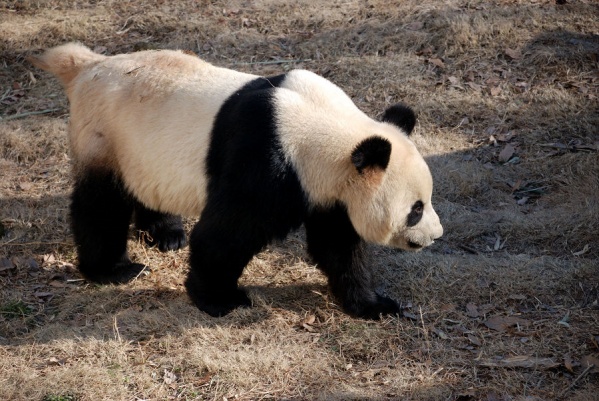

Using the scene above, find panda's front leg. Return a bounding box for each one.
[304,204,401,319]
[185,202,265,317]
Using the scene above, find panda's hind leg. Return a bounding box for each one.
[71,169,144,284]
[134,204,186,252]
[305,204,402,320]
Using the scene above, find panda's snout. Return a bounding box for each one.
[402,222,443,251]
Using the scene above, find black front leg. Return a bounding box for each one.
[304,204,401,319]
[185,200,272,317]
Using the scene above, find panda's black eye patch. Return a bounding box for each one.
[407,201,424,227]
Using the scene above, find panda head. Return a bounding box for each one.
[340,104,443,251]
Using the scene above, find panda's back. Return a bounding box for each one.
[66,50,372,218]
[68,50,259,216]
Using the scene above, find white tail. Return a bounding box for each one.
[27,43,105,87]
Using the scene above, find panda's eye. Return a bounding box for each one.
[407,201,424,227]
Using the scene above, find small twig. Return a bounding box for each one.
[0,241,71,246]
[458,244,479,255]
[125,66,144,75]
[0,88,11,102]
[539,143,571,149]
[232,59,312,66]
[539,143,598,152]
[113,316,122,343]
[515,186,549,194]
[560,363,595,398]
[1,108,63,121]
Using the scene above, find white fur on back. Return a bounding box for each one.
[66,49,257,215]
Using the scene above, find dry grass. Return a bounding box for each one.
[1,0,598,400]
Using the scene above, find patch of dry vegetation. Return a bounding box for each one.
[1,0,598,400]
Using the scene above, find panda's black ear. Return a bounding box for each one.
[382,103,416,135]
[351,136,392,174]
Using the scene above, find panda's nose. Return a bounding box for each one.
[430,209,443,240]
[433,224,443,240]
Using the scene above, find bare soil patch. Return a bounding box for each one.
[1,0,598,400]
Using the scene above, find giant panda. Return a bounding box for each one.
[28,43,443,319]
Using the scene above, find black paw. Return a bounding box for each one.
[80,261,147,284]
[343,293,402,320]
[185,282,252,317]
[142,226,187,252]
[135,208,187,251]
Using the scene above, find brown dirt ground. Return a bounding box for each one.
[1,0,598,400]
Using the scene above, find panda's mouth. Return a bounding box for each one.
[407,241,423,250]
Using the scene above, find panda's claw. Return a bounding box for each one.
[374,293,403,315]
[343,293,402,320]
[186,283,252,317]
[153,228,187,252]
[81,262,147,285]
[135,207,187,252]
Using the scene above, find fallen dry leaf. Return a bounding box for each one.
[490,86,502,96]
[466,303,480,318]
[26,258,40,270]
[416,46,434,56]
[467,334,482,346]
[302,323,316,332]
[402,311,419,320]
[428,58,445,68]
[406,21,424,31]
[581,355,599,373]
[301,314,317,333]
[466,81,482,92]
[42,254,56,265]
[496,131,515,142]
[498,144,516,162]
[517,197,529,206]
[303,314,316,325]
[19,182,33,191]
[0,257,15,272]
[484,316,530,332]
[504,48,521,60]
[433,327,449,340]
[486,391,503,401]
[564,354,576,373]
[163,369,177,385]
[47,357,66,366]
